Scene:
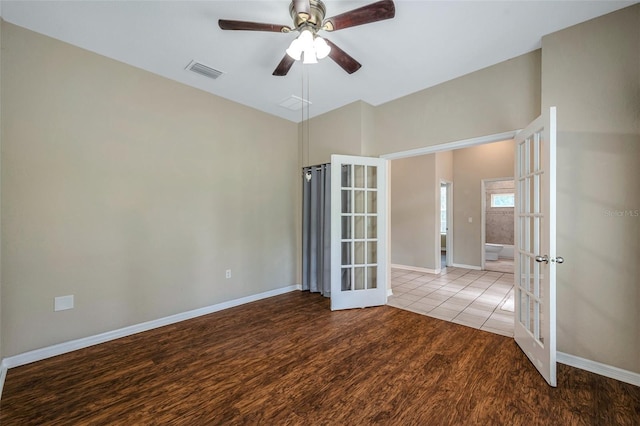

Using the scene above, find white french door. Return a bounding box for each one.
[330,155,388,310]
[514,106,562,387]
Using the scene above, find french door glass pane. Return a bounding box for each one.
[367,191,377,214]
[341,165,351,187]
[535,133,542,171]
[341,190,351,213]
[341,242,351,266]
[341,268,351,291]
[354,216,365,239]
[367,242,377,263]
[354,241,365,265]
[342,216,351,239]
[367,166,377,189]
[529,296,535,334]
[367,267,377,289]
[518,288,526,325]
[354,165,365,188]
[367,217,377,239]
[354,190,365,213]
[354,267,365,290]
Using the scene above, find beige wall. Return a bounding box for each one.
[436,151,453,183]
[302,101,365,166]
[541,5,640,373]
[452,141,514,267]
[390,154,438,269]
[369,51,541,156]
[1,23,298,357]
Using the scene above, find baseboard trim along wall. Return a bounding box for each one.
[452,263,482,270]
[4,288,638,398]
[391,264,440,275]
[1,284,301,374]
[0,363,8,401]
[557,352,640,387]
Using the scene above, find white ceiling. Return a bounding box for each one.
[1,0,636,122]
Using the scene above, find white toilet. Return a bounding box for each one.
[485,243,503,261]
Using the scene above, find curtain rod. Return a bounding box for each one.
[302,163,330,170]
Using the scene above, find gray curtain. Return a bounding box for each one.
[302,164,331,297]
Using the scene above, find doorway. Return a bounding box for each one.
[481,178,515,274]
[384,131,518,337]
[440,181,453,269]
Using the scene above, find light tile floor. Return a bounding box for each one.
[388,266,515,337]
[485,258,514,274]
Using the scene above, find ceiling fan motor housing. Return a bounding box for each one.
[289,0,326,30]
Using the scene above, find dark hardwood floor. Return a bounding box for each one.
[1,291,639,425]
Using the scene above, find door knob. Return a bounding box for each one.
[535,255,549,264]
[553,256,564,264]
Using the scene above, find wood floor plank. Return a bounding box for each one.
[1,291,639,425]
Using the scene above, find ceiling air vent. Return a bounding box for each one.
[185,60,223,80]
[278,95,311,111]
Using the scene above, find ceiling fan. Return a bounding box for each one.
[218,0,395,76]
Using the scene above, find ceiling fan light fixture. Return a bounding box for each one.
[302,49,318,64]
[286,38,303,60]
[298,29,314,50]
[289,29,327,64]
[314,36,331,59]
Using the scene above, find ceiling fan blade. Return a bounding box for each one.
[218,20,291,33]
[325,39,362,74]
[273,54,296,76]
[323,0,395,32]
[293,0,311,19]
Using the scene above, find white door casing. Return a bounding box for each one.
[331,155,388,310]
[514,107,560,387]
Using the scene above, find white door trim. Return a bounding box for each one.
[439,180,454,268]
[381,130,520,160]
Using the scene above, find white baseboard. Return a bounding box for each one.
[451,263,482,270]
[1,284,301,373]
[4,285,636,402]
[557,351,640,387]
[391,264,439,274]
[0,361,8,400]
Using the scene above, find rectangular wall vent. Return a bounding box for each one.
[278,95,312,111]
[185,60,223,80]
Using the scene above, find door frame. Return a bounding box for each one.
[381,131,520,161]
[439,180,454,268]
[381,130,520,274]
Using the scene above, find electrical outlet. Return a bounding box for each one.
[54,295,74,311]
[225,269,232,279]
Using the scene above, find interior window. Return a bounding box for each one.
[490,193,515,208]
